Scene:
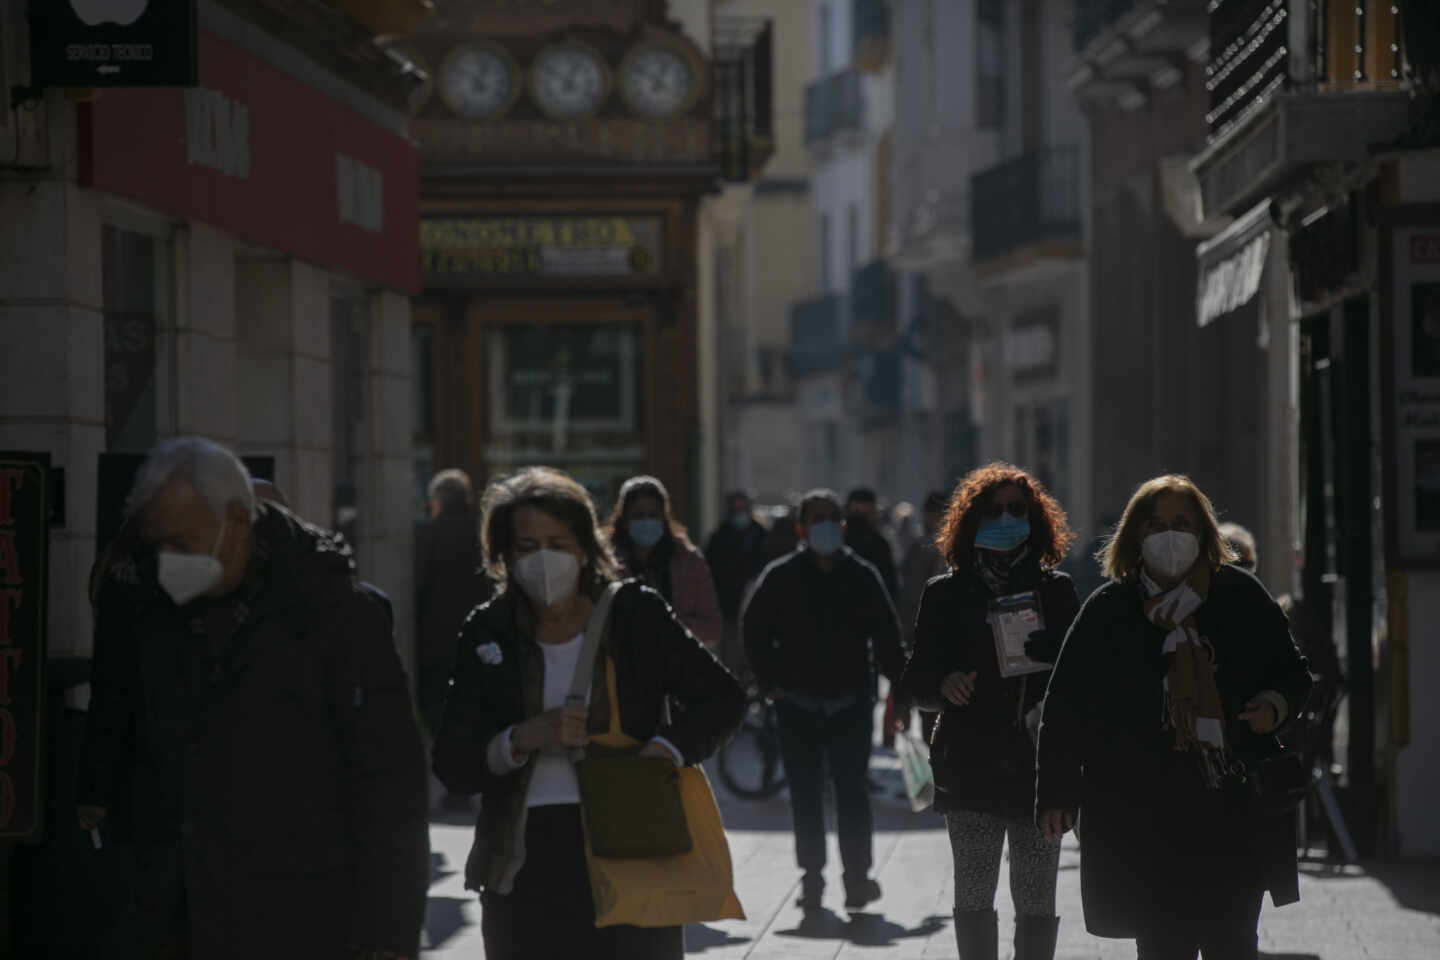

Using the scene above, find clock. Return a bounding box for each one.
[530,42,610,121]
[619,43,699,120]
[439,42,521,120]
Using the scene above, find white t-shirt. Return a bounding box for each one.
[525,634,586,808]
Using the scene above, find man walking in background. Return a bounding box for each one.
[742,489,907,913]
[705,489,770,673]
[845,487,899,601]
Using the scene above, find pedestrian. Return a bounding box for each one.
[1036,474,1313,959]
[897,490,951,742]
[844,487,899,600]
[77,436,429,960]
[415,469,493,738]
[1219,521,1258,573]
[741,488,907,912]
[761,503,800,562]
[433,467,744,960]
[704,490,769,670]
[898,465,1080,960]
[606,475,723,650]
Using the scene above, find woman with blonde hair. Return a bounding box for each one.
[1036,475,1312,959]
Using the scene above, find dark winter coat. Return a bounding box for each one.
[741,547,906,700]
[77,503,430,959]
[415,509,491,670]
[845,524,899,601]
[1036,565,1314,938]
[900,566,1080,818]
[705,519,769,621]
[432,580,745,894]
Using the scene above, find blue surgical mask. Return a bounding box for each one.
[807,521,845,557]
[730,510,750,530]
[975,513,1030,552]
[628,518,665,549]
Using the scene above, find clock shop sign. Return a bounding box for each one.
[422,216,664,283]
[417,116,712,167]
[30,0,197,87]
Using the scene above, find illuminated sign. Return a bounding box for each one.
[421,216,663,282]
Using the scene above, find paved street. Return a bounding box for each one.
[421,746,1440,959]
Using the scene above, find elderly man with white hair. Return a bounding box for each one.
[78,436,429,960]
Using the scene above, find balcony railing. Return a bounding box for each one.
[787,294,851,377]
[714,16,775,182]
[850,260,897,339]
[970,148,1081,263]
[804,70,863,146]
[853,0,891,70]
[1072,0,1135,52]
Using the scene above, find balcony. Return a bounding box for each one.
[714,17,776,183]
[853,0,891,72]
[1073,0,1136,52]
[804,70,864,147]
[1066,1,1207,109]
[850,260,898,344]
[786,294,852,377]
[970,148,1082,265]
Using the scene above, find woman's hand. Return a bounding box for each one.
[1038,808,1075,842]
[513,704,589,755]
[941,670,978,706]
[1239,697,1279,734]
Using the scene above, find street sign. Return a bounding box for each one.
[0,452,49,842]
[28,0,197,88]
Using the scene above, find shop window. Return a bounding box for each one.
[102,225,163,452]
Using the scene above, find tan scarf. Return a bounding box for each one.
[1141,566,1237,788]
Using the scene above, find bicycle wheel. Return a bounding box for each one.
[717,693,787,799]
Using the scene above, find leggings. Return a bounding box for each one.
[946,810,1061,916]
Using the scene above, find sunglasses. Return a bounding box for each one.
[978,501,1028,520]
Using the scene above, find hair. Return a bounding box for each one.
[126,436,256,522]
[724,489,751,508]
[1218,521,1258,571]
[846,487,878,507]
[1098,474,1238,581]
[428,468,474,515]
[798,487,842,525]
[936,462,1075,571]
[605,474,691,557]
[252,478,288,508]
[480,466,619,591]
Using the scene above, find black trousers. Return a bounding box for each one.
[774,696,874,880]
[1134,883,1264,959]
[480,805,684,960]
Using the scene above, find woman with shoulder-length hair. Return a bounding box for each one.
[606,475,724,650]
[433,467,745,960]
[899,463,1081,960]
[1036,474,1312,959]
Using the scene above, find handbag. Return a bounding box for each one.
[572,583,746,928]
[569,583,691,859]
[895,731,935,812]
[1246,750,1309,817]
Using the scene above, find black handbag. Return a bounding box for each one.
[1245,750,1309,817]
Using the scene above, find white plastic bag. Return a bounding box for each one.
[895,731,935,812]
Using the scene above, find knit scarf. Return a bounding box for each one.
[974,542,1031,596]
[1141,566,1238,789]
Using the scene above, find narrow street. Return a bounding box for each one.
[422,745,1440,959]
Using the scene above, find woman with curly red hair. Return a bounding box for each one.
[900,463,1080,960]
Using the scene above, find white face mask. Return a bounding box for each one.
[158,515,228,606]
[514,549,581,609]
[1142,529,1200,582]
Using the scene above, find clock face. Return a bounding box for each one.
[439,43,518,120]
[530,44,610,120]
[620,45,696,119]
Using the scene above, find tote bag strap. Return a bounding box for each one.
[567,581,623,760]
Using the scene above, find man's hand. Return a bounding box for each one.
[513,704,589,755]
[1024,629,1062,664]
[1038,808,1075,842]
[1239,697,1279,734]
[77,805,106,831]
[941,670,978,706]
[638,741,679,764]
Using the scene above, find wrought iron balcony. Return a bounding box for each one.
[804,70,864,146]
[714,17,775,182]
[787,294,852,377]
[1072,0,1136,52]
[970,148,1082,264]
[853,0,891,71]
[850,260,897,341]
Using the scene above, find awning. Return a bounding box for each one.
[1196,200,1274,327]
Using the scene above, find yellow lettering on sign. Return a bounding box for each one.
[421,217,639,251]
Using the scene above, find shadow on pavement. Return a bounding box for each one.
[430,851,457,886]
[1259,953,1323,960]
[774,908,949,947]
[1296,858,1440,916]
[424,896,472,951]
[685,923,753,953]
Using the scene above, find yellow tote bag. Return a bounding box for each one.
[580,657,746,929]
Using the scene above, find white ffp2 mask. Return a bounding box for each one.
[158,515,227,606]
[514,549,581,608]
[1142,530,1200,581]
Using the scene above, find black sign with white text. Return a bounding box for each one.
[29,0,197,87]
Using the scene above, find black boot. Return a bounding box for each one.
[1014,914,1060,960]
[952,908,998,960]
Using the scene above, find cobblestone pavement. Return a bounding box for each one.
[423,752,1440,959]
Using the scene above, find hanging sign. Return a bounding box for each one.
[29,0,198,87]
[0,452,50,841]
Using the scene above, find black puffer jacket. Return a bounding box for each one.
[78,503,429,959]
[900,565,1080,817]
[433,580,744,893]
[1036,566,1313,938]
